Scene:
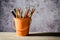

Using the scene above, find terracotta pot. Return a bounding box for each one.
[14,17,31,36]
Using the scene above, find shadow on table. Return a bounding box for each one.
[28,32,60,37]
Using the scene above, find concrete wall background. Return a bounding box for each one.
[0,0,60,32]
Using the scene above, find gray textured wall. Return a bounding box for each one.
[0,0,60,32]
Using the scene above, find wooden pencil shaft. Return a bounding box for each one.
[20,11,23,18]
[31,8,35,15]
[24,8,29,18]
[18,8,22,18]
[30,8,35,17]
[14,9,16,12]
[16,9,20,18]
[11,11,16,17]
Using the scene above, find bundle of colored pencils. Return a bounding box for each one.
[11,8,35,18]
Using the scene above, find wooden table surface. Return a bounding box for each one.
[0,32,60,40]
